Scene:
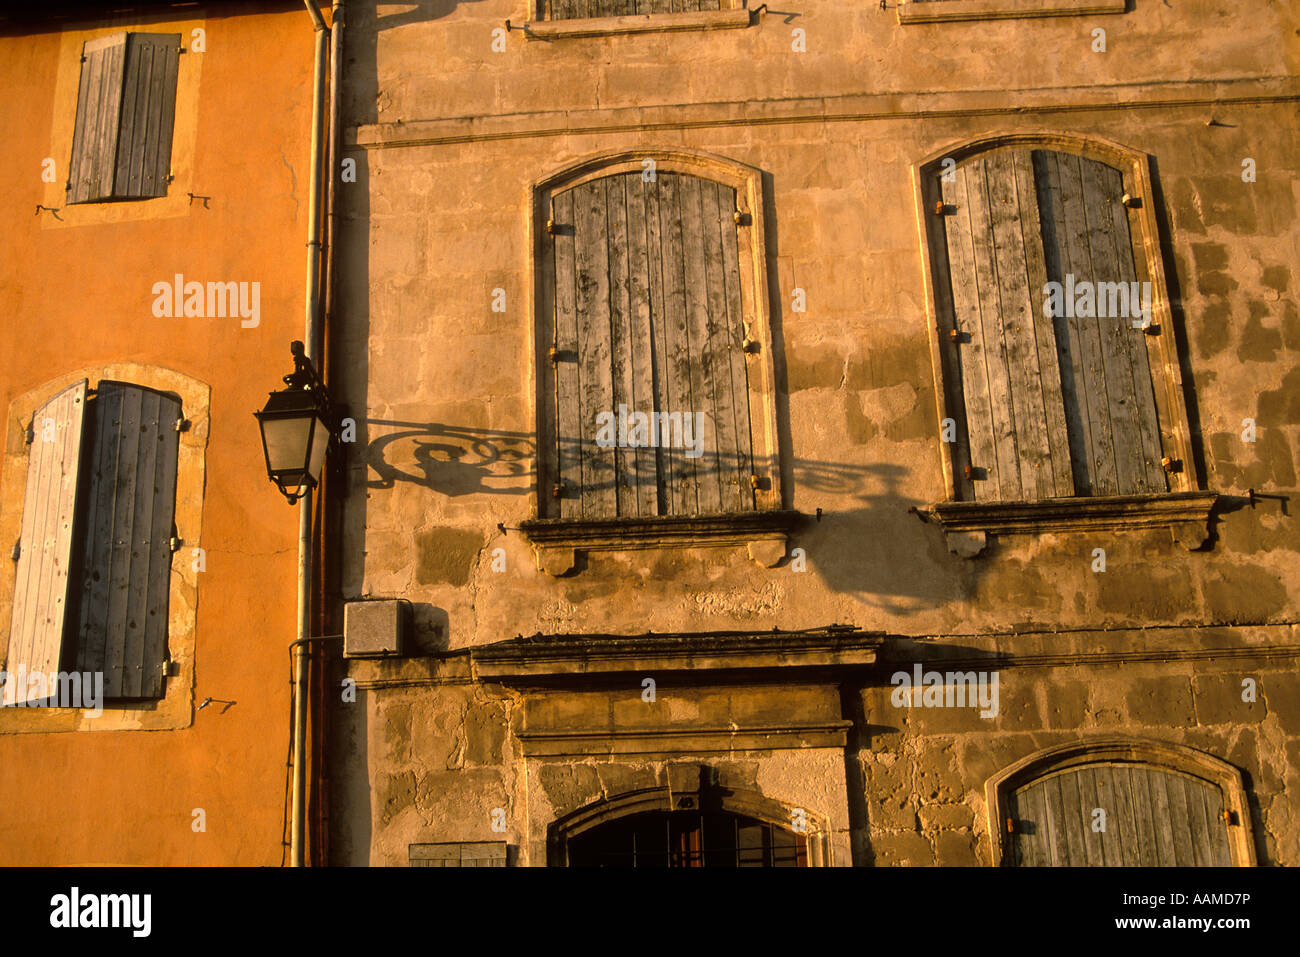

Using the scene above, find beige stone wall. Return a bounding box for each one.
[330,0,1300,864]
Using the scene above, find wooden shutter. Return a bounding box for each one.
[67,32,179,204]
[940,148,1166,501]
[941,151,1073,502]
[549,170,754,520]
[1008,764,1233,866]
[68,34,127,204]
[5,381,88,705]
[115,33,181,199]
[72,382,182,699]
[1034,150,1167,496]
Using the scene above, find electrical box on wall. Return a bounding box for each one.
[343,599,410,658]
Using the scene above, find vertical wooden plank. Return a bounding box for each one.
[76,384,120,681]
[106,385,143,698]
[699,180,742,512]
[1198,782,1232,866]
[551,190,583,521]
[1181,773,1213,867]
[1040,775,1069,865]
[941,165,1001,501]
[1013,150,1074,498]
[116,387,159,697]
[572,179,617,519]
[625,173,660,517]
[1011,783,1047,866]
[1100,165,1167,493]
[1057,771,1089,865]
[5,382,88,705]
[679,174,722,514]
[643,172,674,516]
[716,180,756,511]
[141,391,180,698]
[1069,767,1104,866]
[1109,763,1140,866]
[1162,769,1195,866]
[657,173,698,516]
[140,35,179,197]
[1125,764,1159,865]
[605,173,636,517]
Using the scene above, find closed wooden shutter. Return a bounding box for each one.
[1034,150,1167,496]
[549,171,754,520]
[940,148,1166,501]
[68,34,127,204]
[549,0,721,20]
[68,32,179,204]
[1008,764,1233,866]
[72,382,182,699]
[5,381,88,705]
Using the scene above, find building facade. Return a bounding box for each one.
[327,0,1299,867]
[0,0,321,865]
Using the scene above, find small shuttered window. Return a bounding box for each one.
[547,0,722,19]
[937,147,1167,502]
[546,170,756,520]
[67,32,181,204]
[5,380,182,703]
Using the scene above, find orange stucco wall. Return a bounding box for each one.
[0,3,316,865]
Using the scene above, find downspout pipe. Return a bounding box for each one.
[293,0,330,869]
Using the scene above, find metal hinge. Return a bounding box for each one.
[23,421,34,445]
[1005,817,1017,834]
[11,540,20,562]
[169,535,184,552]
[175,418,191,432]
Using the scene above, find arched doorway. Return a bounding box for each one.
[567,809,807,868]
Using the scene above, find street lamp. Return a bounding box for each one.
[255,340,334,503]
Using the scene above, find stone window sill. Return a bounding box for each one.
[522,8,751,39]
[926,491,1220,557]
[520,509,803,574]
[897,0,1126,24]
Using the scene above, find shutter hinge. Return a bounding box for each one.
[733,210,751,226]
[749,474,761,490]
[934,202,955,216]
[1005,816,1017,834]
[548,346,559,362]
[169,535,184,552]
[11,540,20,562]
[545,219,557,236]
[23,421,34,445]
[175,417,191,432]
[1121,192,1141,209]
[949,329,970,343]
[1224,809,1238,826]
[1160,457,1182,474]
[551,483,564,499]
[741,337,760,354]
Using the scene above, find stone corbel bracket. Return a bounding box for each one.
[928,491,1221,558]
[521,509,805,575]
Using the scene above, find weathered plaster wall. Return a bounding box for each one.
[331,0,1299,864]
[0,3,313,865]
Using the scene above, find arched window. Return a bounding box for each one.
[986,739,1256,866]
[919,134,1198,505]
[527,150,789,556]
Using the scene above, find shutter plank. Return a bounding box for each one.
[679,174,721,514]
[643,174,674,516]
[656,173,696,516]
[573,179,617,520]
[942,166,1001,501]
[716,180,756,511]
[1144,766,1178,864]
[68,35,127,204]
[700,179,742,512]
[1013,151,1074,498]
[117,35,180,198]
[605,174,637,516]
[1182,772,1213,866]
[5,381,87,705]
[1126,764,1160,865]
[1109,762,1139,866]
[552,191,583,521]
[106,384,143,698]
[625,173,660,517]
[1163,768,1195,866]
[1042,773,1071,865]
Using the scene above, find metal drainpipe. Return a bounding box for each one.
[293,0,330,869]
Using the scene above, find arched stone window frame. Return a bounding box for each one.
[546,784,833,866]
[0,363,209,733]
[912,132,1216,556]
[522,148,797,573]
[985,737,1257,867]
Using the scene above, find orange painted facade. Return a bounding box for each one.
[0,2,318,865]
